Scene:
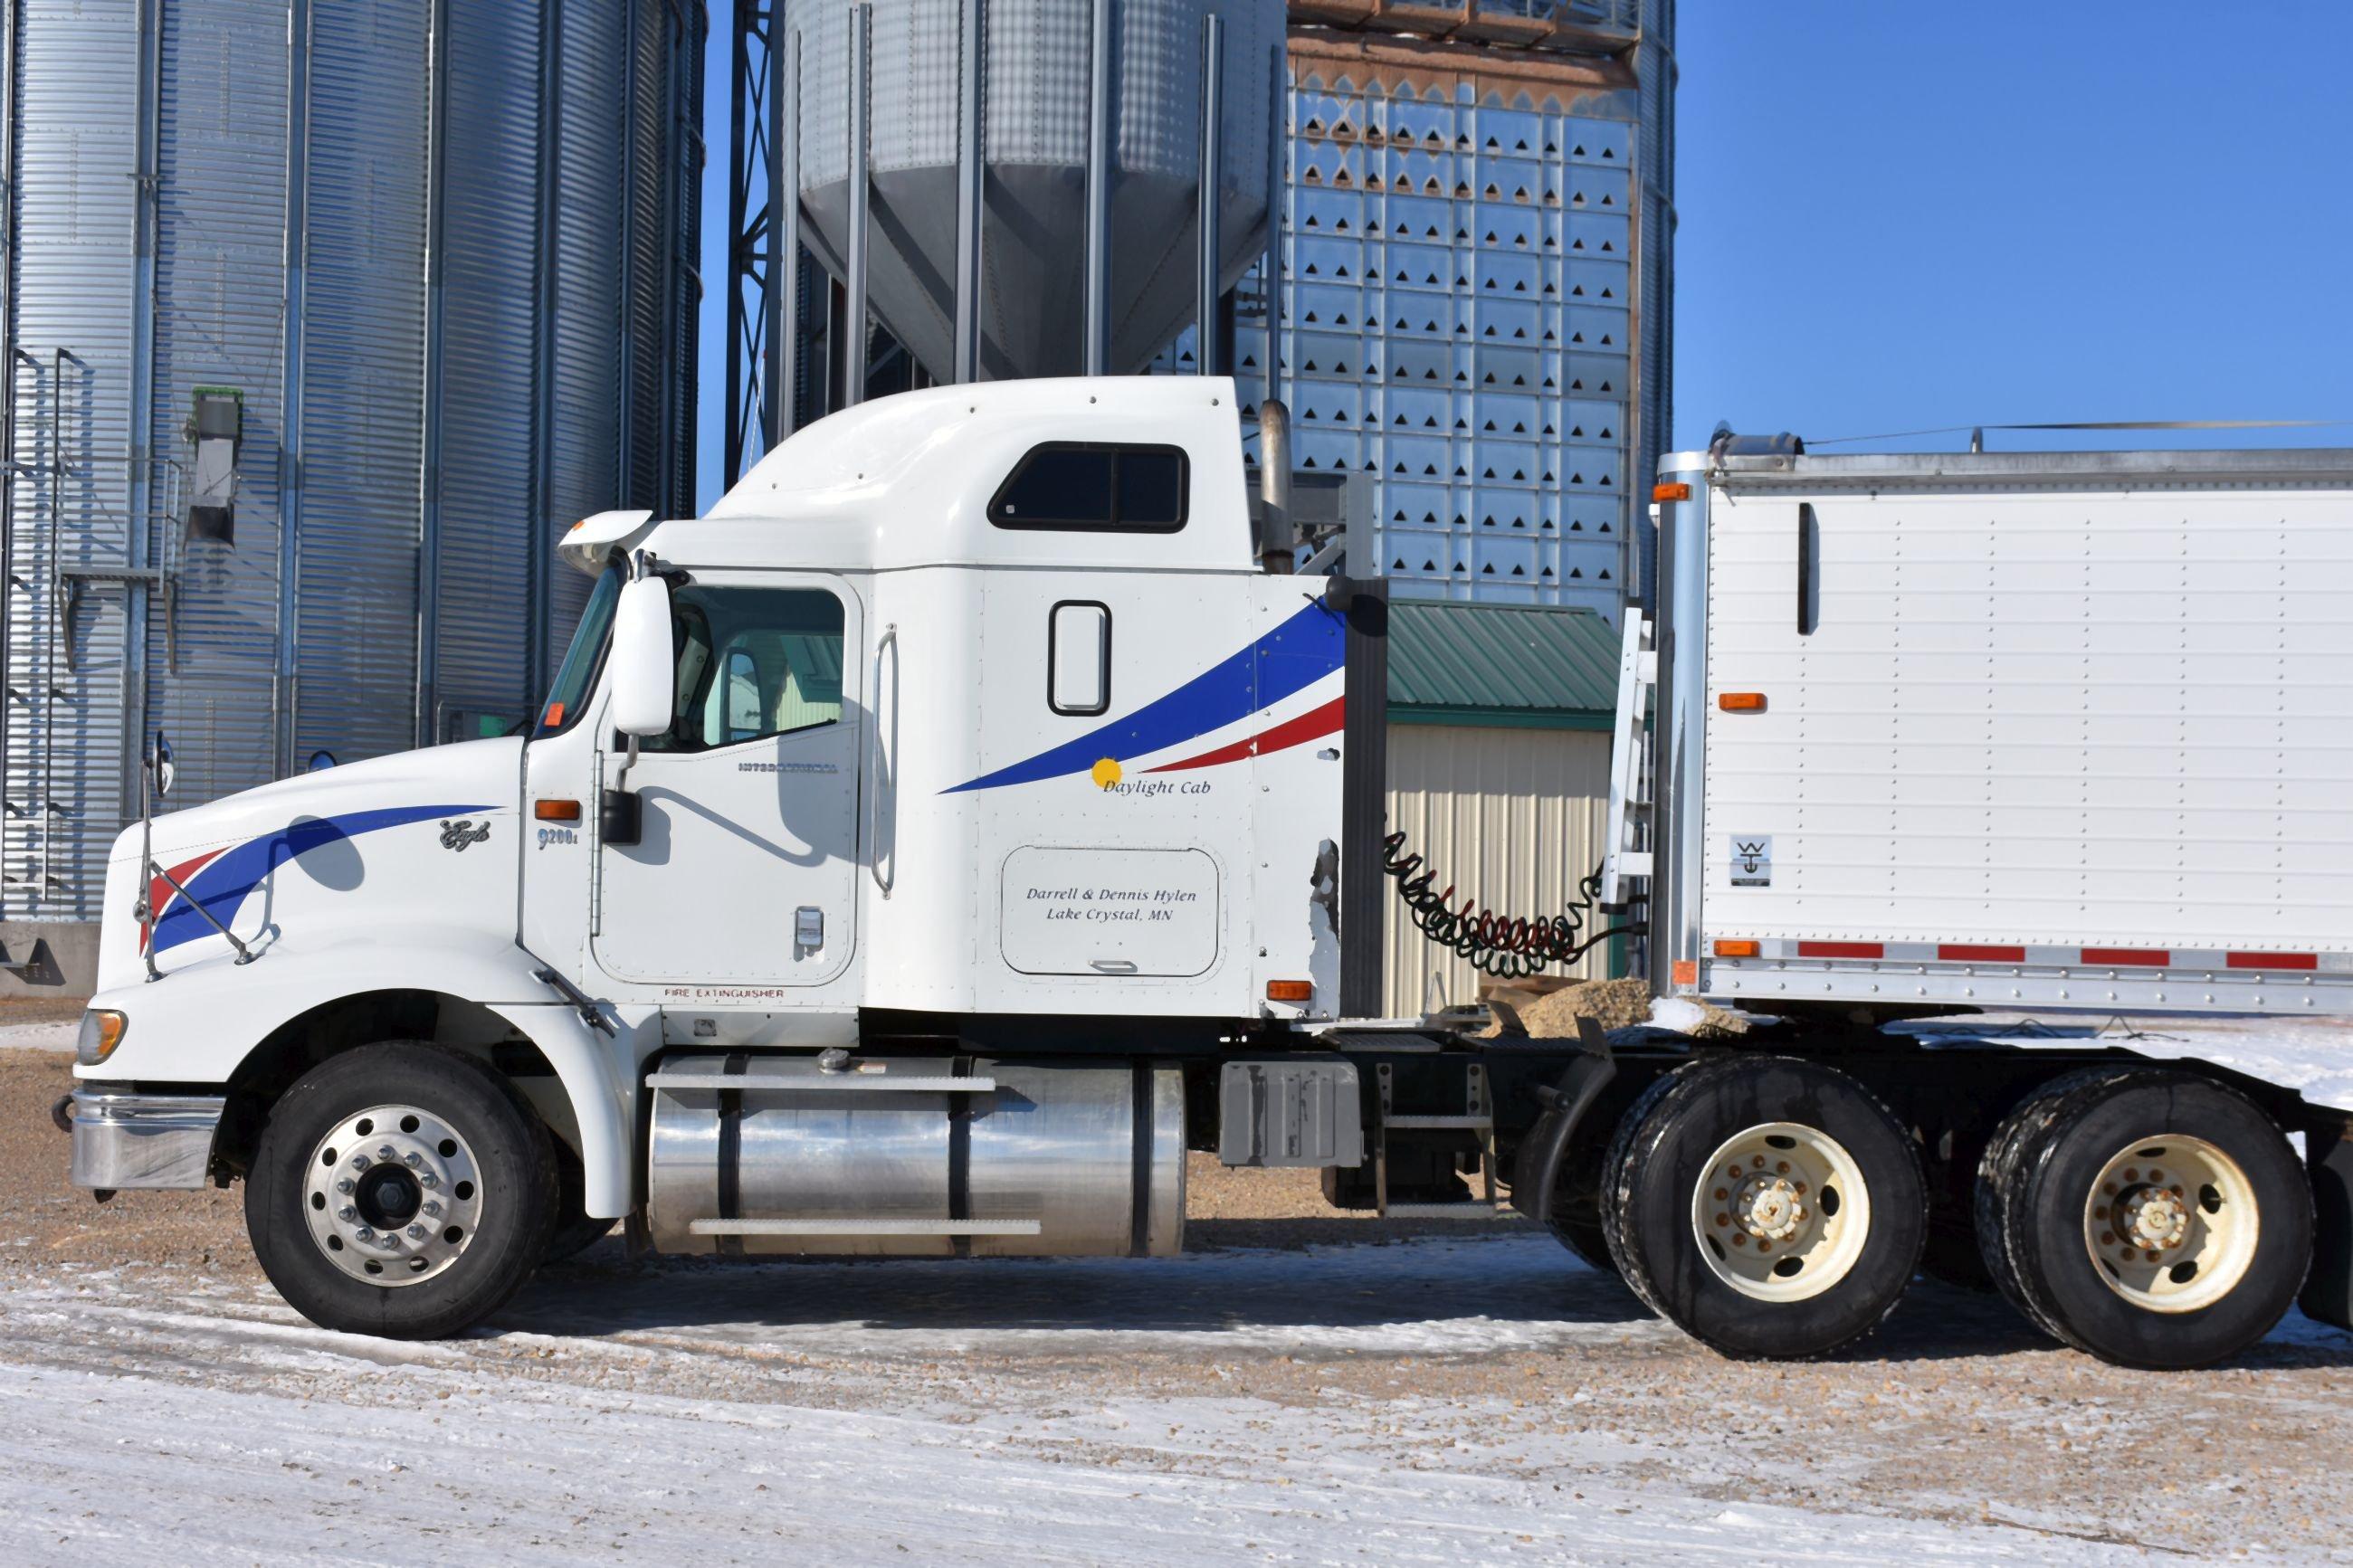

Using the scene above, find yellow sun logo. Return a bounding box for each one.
[1091,756,1123,790]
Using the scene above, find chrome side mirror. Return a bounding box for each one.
[149,732,176,799]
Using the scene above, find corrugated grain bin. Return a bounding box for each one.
[786,0,1284,380]
[0,0,703,964]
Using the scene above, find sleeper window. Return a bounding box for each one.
[988,442,1189,533]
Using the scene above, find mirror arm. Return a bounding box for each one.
[142,857,256,967]
[601,734,644,848]
[137,749,158,983]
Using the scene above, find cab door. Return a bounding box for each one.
[591,571,862,986]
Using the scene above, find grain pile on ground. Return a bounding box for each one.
[1482,974,1750,1040]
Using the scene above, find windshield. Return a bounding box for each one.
[534,564,623,736]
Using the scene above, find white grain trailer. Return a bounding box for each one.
[1588,440,2353,1366]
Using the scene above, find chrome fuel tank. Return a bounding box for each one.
[645,1054,1185,1258]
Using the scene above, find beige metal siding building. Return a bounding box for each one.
[1379,600,1621,1018]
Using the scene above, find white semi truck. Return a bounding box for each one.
[57,375,2353,1370]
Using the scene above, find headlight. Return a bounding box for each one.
[76,1010,128,1066]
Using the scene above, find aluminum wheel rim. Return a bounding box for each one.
[1691,1121,1872,1303]
[302,1105,485,1287]
[2082,1135,2258,1314]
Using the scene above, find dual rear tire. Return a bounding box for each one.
[1599,1055,1927,1360]
[1586,1055,2310,1369]
[1976,1068,2310,1370]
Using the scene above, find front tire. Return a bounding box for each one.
[1601,1055,1927,1359]
[246,1043,557,1339]
[544,1141,620,1262]
[1976,1069,2310,1369]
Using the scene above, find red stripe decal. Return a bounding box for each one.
[2081,947,2169,967]
[2227,952,2318,971]
[1939,944,2025,963]
[140,846,228,952]
[1144,694,1346,774]
[1797,941,1882,959]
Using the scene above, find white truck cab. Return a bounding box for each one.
[68,377,1371,1333]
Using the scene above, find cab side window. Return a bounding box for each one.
[988,442,1188,533]
[640,585,845,753]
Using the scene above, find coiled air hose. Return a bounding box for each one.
[1380,831,1646,980]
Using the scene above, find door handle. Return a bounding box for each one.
[866,622,897,898]
[1796,502,1819,636]
[1090,959,1138,974]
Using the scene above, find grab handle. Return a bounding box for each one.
[867,622,898,897]
[1796,502,1819,636]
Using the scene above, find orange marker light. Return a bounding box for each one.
[1653,481,1691,503]
[1265,980,1315,1003]
[1713,939,1760,958]
[542,700,567,727]
[534,799,583,822]
[1718,692,1767,712]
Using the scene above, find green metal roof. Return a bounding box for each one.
[1385,598,1621,730]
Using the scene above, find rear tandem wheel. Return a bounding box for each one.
[1599,1054,1928,1360]
[1976,1067,2311,1370]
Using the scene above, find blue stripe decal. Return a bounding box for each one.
[152,803,492,956]
[943,598,1345,794]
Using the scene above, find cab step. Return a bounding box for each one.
[686,1217,1043,1238]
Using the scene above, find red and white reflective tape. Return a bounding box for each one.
[1719,937,2348,974]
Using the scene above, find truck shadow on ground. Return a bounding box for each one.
[486,1230,2310,1369]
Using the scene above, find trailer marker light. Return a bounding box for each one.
[1939,944,2025,963]
[1712,939,1759,958]
[1653,481,1691,503]
[1265,980,1315,1002]
[1798,941,1881,959]
[2227,952,2317,971]
[535,799,583,822]
[1718,692,1766,712]
[2081,947,2169,967]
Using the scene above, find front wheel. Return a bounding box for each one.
[544,1140,620,1263]
[246,1043,557,1339]
[1601,1055,1927,1359]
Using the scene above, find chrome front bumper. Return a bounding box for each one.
[67,1090,225,1190]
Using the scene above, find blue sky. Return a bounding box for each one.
[692,4,2353,509]
[1671,3,2353,456]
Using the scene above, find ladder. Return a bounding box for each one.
[1598,611,1655,908]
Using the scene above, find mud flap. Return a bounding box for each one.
[1508,1017,1616,1224]
[2301,1120,2353,1331]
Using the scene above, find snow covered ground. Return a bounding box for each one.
[0,1021,73,1052]
[1891,1010,2353,1115]
[5,1232,2352,1564]
[10,1011,2353,1563]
